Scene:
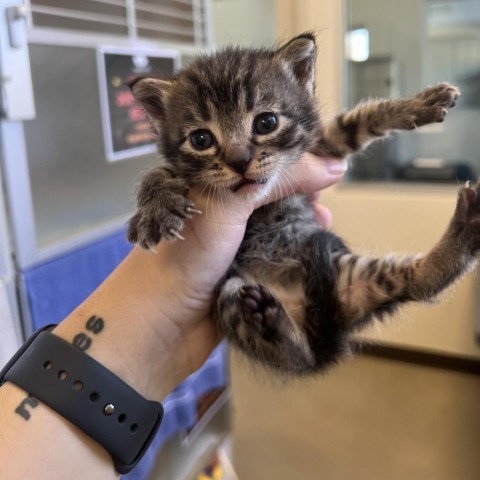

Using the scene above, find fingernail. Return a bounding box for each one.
[326,159,348,175]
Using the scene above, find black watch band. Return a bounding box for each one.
[0,324,163,474]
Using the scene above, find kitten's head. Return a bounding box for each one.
[129,33,319,199]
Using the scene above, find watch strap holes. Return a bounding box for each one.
[89,392,100,402]
[130,423,139,434]
[42,361,52,370]
[73,380,83,392]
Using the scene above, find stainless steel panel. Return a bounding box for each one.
[0,133,22,347]
[24,43,158,250]
[0,277,22,365]
[0,133,12,279]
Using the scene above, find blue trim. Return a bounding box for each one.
[21,230,132,329]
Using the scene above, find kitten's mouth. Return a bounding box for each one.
[231,178,268,193]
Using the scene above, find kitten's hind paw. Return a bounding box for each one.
[216,279,315,374]
[241,285,281,340]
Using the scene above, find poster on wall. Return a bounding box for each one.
[97,46,180,162]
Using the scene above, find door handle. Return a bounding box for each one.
[0,76,10,118]
[0,1,35,120]
[6,4,28,49]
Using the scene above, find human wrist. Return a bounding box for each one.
[52,248,197,401]
[52,313,178,402]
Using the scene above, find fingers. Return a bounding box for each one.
[288,154,348,193]
[188,154,347,225]
[313,201,333,229]
[307,191,333,228]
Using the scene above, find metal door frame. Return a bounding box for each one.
[0,126,23,345]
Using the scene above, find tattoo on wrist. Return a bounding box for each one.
[72,315,105,352]
[14,315,105,420]
[15,395,39,420]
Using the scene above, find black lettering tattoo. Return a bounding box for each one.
[86,315,104,334]
[72,315,105,351]
[72,333,92,351]
[14,315,106,418]
[15,395,39,420]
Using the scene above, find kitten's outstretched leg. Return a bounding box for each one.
[333,181,480,328]
[128,165,201,248]
[215,276,316,374]
[315,83,460,158]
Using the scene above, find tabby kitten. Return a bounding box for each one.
[127,33,475,375]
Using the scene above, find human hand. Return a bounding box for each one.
[169,154,348,300]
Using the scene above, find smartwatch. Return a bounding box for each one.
[0,324,164,474]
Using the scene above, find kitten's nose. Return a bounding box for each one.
[225,146,252,175]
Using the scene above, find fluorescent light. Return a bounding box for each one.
[346,28,370,62]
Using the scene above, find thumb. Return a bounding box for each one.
[258,154,348,207]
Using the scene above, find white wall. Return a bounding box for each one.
[211,0,276,46]
[348,0,425,96]
[275,0,344,115]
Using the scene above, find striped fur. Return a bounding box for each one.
[127,33,472,376]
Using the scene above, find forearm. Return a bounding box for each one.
[0,381,115,479]
[0,247,215,479]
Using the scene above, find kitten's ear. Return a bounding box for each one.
[275,33,317,94]
[127,76,172,132]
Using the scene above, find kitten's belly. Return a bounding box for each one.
[236,194,319,284]
[233,195,340,330]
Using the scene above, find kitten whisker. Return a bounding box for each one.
[221,188,229,219]
[206,184,214,221]
[273,177,281,203]
[216,187,226,221]
[224,186,233,210]
[278,166,297,198]
[273,175,288,212]
[274,179,284,216]
[198,181,210,200]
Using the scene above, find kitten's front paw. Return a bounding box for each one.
[410,82,460,127]
[127,195,201,249]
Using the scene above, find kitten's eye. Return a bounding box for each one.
[190,130,215,150]
[254,113,278,135]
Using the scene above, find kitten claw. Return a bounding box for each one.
[186,206,203,215]
[148,245,158,254]
[169,229,185,241]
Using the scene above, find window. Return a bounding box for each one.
[346,0,480,183]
